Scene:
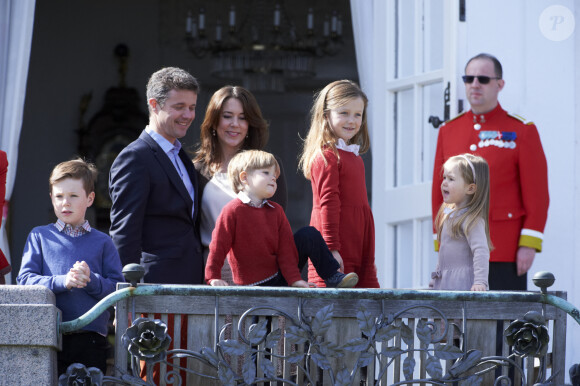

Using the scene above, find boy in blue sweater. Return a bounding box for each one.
[17,159,123,376]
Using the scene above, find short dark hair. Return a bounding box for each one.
[49,158,97,195]
[465,53,503,78]
[146,67,199,113]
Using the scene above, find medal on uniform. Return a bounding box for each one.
[478,131,517,149]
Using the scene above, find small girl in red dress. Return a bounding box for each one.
[299,80,380,288]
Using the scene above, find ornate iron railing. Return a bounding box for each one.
[57,270,580,385]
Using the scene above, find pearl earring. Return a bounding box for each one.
[212,130,216,136]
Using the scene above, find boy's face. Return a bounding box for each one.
[242,166,277,200]
[50,178,94,227]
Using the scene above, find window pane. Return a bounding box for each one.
[423,0,444,72]
[395,88,414,187]
[397,0,415,78]
[422,81,444,182]
[394,221,413,288]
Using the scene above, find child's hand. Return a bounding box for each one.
[65,261,91,289]
[471,283,487,291]
[65,271,77,289]
[331,250,344,273]
[290,280,316,288]
[73,261,91,279]
[209,279,229,286]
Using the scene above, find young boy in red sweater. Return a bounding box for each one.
[205,150,358,288]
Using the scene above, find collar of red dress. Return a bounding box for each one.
[467,103,505,124]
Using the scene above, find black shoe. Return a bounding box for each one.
[325,272,359,288]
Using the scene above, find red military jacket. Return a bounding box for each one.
[431,103,549,263]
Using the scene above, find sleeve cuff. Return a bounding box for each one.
[85,272,101,294]
[519,235,543,252]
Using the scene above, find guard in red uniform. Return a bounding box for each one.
[432,53,549,290]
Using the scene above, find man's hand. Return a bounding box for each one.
[516,246,536,276]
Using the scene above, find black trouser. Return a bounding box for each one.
[489,262,527,291]
[58,331,108,376]
[489,262,527,381]
[259,226,339,286]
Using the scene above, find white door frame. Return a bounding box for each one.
[371,0,460,289]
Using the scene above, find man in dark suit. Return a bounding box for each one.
[109,67,203,285]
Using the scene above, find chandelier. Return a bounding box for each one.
[185,1,345,92]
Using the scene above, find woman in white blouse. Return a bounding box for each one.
[193,86,287,284]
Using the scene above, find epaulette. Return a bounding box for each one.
[444,111,466,124]
[507,112,535,125]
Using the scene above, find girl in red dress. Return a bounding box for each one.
[299,80,380,288]
[0,150,10,284]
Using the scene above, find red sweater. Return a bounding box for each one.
[205,199,302,285]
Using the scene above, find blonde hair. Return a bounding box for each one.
[49,158,97,195]
[227,150,280,193]
[299,80,370,180]
[435,154,493,250]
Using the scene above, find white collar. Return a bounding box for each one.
[237,191,274,208]
[336,138,360,156]
[145,126,180,155]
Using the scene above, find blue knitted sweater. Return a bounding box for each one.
[17,225,124,335]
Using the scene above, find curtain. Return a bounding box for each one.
[0,0,36,283]
[350,0,374,141]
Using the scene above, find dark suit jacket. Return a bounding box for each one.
[109,131,204,284]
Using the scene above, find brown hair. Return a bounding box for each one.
[193,86,269,176]
[299,80,370,179]
[49,158,97,195]
[465,53,503,79]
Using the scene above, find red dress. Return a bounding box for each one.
[308,148,379,288]
[0,150,10,278]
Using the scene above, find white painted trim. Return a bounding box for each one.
[520,229,544,240]
[371,0,392,288]
[384,70,445,91]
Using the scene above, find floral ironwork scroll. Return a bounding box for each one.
[58,300,562,385]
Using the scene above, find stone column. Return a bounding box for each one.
[0,285,60,385]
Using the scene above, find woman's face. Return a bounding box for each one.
[216,97,249,154]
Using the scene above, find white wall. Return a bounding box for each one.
[464,0,579,377]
